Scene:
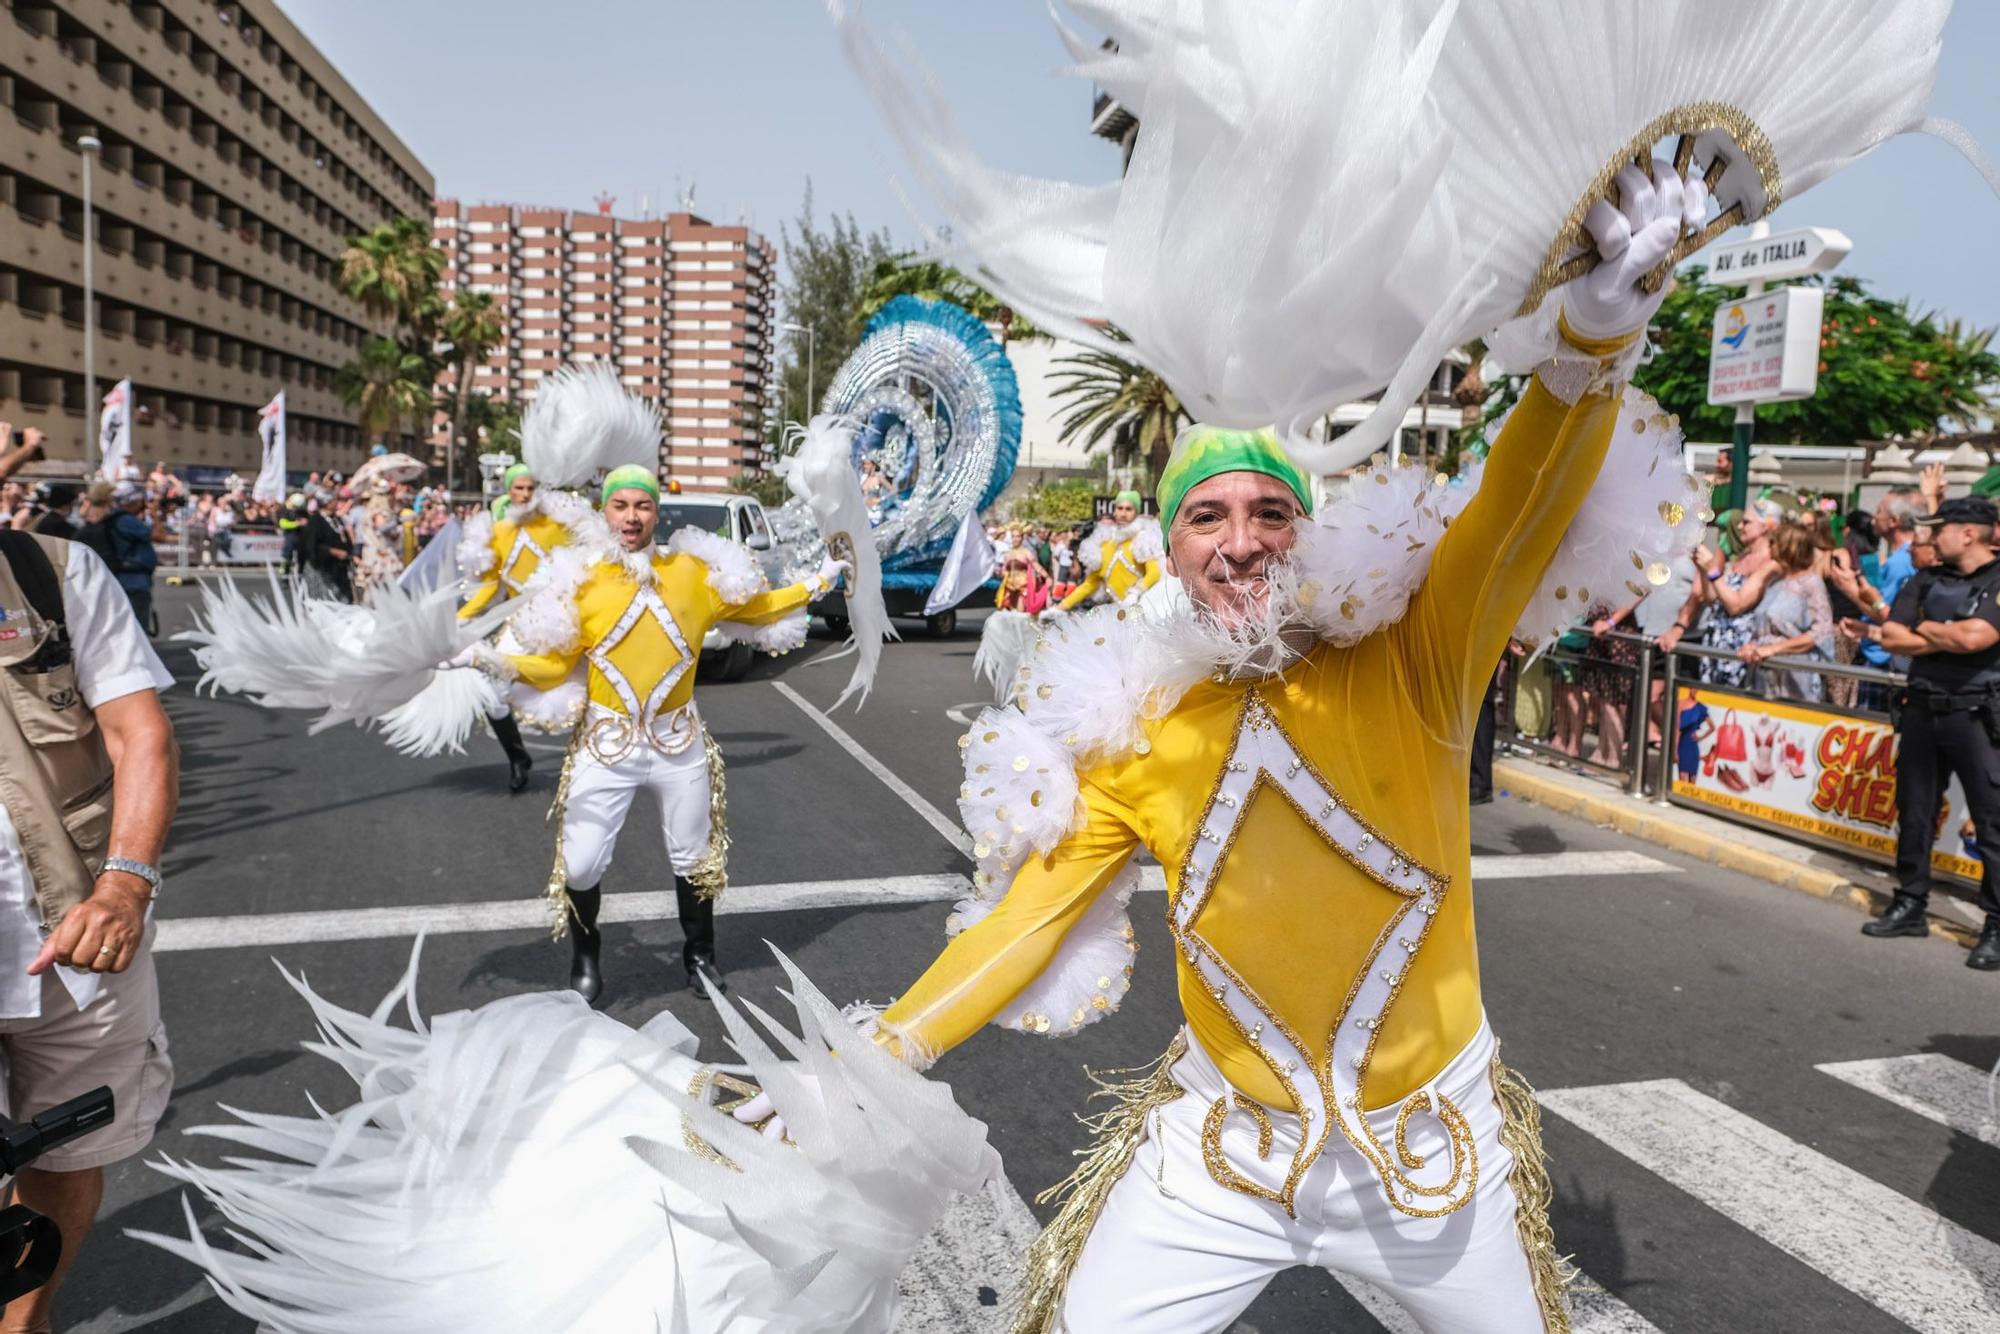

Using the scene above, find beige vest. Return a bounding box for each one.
[0,536,115,930]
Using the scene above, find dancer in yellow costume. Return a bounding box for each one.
[1057,489,1163,611]
[473,465,846,1003]
[454,461,598,791]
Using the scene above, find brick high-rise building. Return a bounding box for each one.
[433,201,778,492]
[1,0,433,474]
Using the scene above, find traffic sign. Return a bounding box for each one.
[1708,286,1825,406]
[1706,226,1852,285]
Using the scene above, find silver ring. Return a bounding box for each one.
[97,946,114,956]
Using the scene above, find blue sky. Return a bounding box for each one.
[282,1,2000,331]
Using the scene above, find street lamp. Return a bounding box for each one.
[78,134,101,476]
[782,321,815,420]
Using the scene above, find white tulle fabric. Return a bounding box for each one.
[835,0,1955,470]
[520,363,664,489]
[972,609,1040,705]
[176,572,512,736]
[133,944,998,1333]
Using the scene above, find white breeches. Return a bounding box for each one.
[560,719,713,890]
[1062,1020,1549,1333]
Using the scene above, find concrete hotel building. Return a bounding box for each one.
[433,201,778,492]
[1,0,432,475]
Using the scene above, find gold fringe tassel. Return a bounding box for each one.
[683,727,730,902]
[1491,1055,1577,1334]
[542,719,588,940]
[1010,1033,1187,1334]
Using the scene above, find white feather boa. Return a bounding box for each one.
[456,511,497,579]
[715,613,809,656]
[785,415,895,708]
[952,385,1703,1042]
[511,672,587,734]
[666,527,768,603]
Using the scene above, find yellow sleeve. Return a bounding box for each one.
[458,578,500,619]
[1060,566,1104,611]
[1140,558,1163,591]
[506,640,584,693]
[881,775,1140,1062]
[1400,370,1623,729]
[715,579,817,627]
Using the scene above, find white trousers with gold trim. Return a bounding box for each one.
[560,711,713,890]
[1061,1019,1547,1333]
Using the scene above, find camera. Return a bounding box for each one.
[0,1088,113,1304]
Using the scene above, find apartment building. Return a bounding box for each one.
[434,201,778,492]
[0,0,434,475]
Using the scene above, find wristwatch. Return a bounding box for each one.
[101,856,162,899]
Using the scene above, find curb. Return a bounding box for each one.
[1493,759,1982,950]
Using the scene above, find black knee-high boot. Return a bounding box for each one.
[492,712,533,793]
[566,886,604,1005]
[676,876,725,998]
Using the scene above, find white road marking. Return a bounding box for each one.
[154,874,973,953]
[155,853,1675,954]
[773,680,974,856]
[1540,1079,2000,1333]
[1817,1054,2000,1149]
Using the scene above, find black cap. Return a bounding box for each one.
[1915,496,1999,527]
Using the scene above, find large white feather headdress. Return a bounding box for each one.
[835,0,1978,472]
[520,363,663,488]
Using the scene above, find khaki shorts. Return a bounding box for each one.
[0,936,171,1173]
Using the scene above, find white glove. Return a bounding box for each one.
[1037,605,1067,622]
[730,1070,823,1142]
[440,644,480,671]
[1562,160,1709,343]
[816,557,851,589]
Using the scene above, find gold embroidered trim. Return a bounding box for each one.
[1492,1053,1576,1333]
[1200,1093,1280,1205]
[542,716,589,940]
[1518,102,1780,317]
[679,1067,765,1171]
[683,725,730,902]
[1012,1034,1187,1334]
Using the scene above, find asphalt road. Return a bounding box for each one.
[54,583,2000,1333]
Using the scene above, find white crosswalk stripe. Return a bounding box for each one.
[1817,1054,2000,1150]
[1540,1078,2000,1334]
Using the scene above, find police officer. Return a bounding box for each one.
[1847,496,2000,969]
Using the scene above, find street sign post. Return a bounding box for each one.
[1705,223,1850,511]
[1708,287,1825,406]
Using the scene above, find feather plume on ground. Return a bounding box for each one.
[131,941,998,1333]
[177,571,514,735]
[783,415,895,708]
[521,363,664,488]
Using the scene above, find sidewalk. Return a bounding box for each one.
[1493,754,1987,948]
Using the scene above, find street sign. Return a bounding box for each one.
[1706,226,1852,285]
[1708,286,1825,406]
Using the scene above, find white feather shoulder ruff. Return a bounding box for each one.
[456,511,497,580]
[1129,518,1165,566]
[666,526,769,604]
[506,545,594,657]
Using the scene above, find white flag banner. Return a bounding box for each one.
[253,391,287,502]
[99,379,132,480]
[924,509,999,615]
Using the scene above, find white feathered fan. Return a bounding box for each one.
[836,0,1979,470]
[521,362,663,488]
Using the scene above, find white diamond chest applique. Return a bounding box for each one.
[586,583,694,722]
[1171,691,1477,1220]
[500,528,550,594]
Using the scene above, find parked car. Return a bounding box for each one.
[653,492,783,682]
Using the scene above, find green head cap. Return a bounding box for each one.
[502,462,535,489]
[1113,489,1143,510]
[1156,426,1314,531]
[599,465,660,506]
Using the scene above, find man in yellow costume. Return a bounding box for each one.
[1056,489,1163,612]
[739,162,1705,1332]
[474,465,845,1003]
[454,461,597,791]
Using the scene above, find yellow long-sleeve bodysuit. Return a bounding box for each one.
[460,510,578,618]
[884,370,1620,1213]
[507,552,815,721]
[1060,532,1163,610]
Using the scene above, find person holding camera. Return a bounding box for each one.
[0,525,177,1329]
[1844,496,2000,969]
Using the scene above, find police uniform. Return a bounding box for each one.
[1873,496,2000,968]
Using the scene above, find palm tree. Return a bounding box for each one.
[335,336,433,444]
[854,253,1045,346]
[339,216,444,334]
[1050,345,1189,482]
[439,291,507,488]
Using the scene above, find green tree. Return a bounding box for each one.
[1006,476,1100,525]
[1636,267,2000,444]
[855,252,1046,345]
[1050,342,1190,482]
[778,182,894,425]
[439,291,507,486]
[335,336,433,442]
[460,391,523,456]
